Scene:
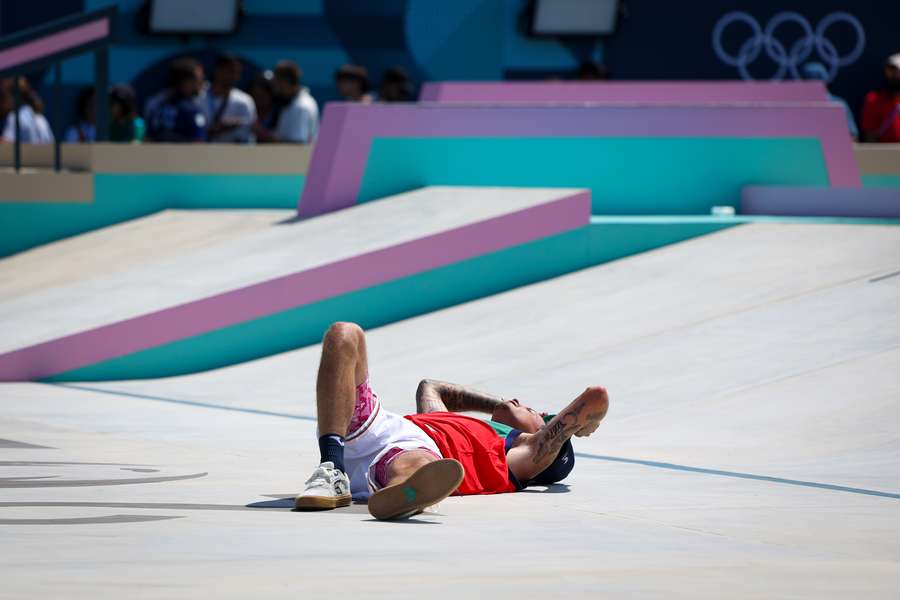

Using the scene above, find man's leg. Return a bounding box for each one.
[296,322,369,510]
[316,321,369,439]
[506,386,609,484]
[368,450,464,521]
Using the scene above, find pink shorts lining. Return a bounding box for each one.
[368,446,442,490]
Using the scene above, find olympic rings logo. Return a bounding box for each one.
[712,11,865,82]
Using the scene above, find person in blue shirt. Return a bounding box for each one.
[63,87,96,143]
[146,58,207,142]
[802,62,858,141]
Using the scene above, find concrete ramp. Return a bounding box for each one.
[0,222,898,597]
[0,208,293,302]
[0,186,589,381]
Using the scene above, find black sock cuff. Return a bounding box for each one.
[318,434,346,473]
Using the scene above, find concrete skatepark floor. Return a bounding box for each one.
[1,223,899,598]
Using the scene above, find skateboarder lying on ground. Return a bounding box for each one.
[296,322,610,520]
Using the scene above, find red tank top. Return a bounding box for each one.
[405,412,517,495]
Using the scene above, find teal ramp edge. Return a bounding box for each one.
[862,175,900,188]
[46,218,740,382]
[0,173,305,257]
[357,138,830,215]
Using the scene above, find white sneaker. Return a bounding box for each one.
[294,462,352,511]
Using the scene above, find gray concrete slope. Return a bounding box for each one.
[0,223,898,598]
[0,209,293,302]
[0,186,582,352]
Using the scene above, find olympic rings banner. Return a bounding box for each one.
[712,11,864,83]
[603,0,899,115]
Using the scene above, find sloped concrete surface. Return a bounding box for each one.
[1,223,898,598]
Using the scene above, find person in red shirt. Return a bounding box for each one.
[295,322,610,520]
[861,54,900,143]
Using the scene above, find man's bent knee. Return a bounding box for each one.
[323,322,363,355]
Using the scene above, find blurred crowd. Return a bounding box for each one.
[1,53,899,145]
[0,55,415,145]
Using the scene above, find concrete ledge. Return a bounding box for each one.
[0,143,311,174]
[0,144,92,171]
[0,170,93,203]
[741,185,900,218]
[854,144,900,175]
[90,143,311,174]
[420,81,828,103]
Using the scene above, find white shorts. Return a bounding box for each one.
[338,377,442,500]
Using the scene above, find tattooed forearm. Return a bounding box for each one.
[530,387,609,465]
[416,379,504,414]
[416,379,448,413]
[531,402,584,464]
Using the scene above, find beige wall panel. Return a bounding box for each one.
[0,170,93,203]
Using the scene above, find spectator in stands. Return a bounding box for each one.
[376,67,414,102]
[861,54,900,143]
[63,87,96,142]
[250,71,278,133]
[144,57,207,123]
[0,79,14,139]
[109,84,145,143]
[0,76,54,143]
[576,62,610,81]
[146,58,208,142]
[206,53,256,144]
[335,64,373,103]
[801,62,858,140]
[255,60,318,144]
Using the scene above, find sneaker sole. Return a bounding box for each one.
[367,458,464,521]
[294,493,351,511]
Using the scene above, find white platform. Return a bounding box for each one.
[1,223,898,598]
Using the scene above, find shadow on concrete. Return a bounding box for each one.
[520,483,571,494]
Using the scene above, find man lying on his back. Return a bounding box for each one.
[295,322,609,520]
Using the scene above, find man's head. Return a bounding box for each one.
[272,60,302,101]
[886,54,900,92]
[213,53,242,90]
[505,427,575,486]
[335,64,370,101]
[109,84,137,121]
[169,57,202,98]
[378,67,412,102]
[802,61,829,83]
[492,398,545,433]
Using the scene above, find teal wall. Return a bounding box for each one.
[0,174,304,257]
[358,137,830,215]
[862,175,900,188]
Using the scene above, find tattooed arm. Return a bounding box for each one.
[530,387,609,466]
[415,379,505,414]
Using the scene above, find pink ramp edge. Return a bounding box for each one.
[0,191,590,381]
[297,102,860,219]
[419,81,828,103]
[0,19,109,71]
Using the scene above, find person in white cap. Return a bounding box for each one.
[861,53,900,143]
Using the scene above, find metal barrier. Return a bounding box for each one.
[0,6,116,172]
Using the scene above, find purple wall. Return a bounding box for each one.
[742,186,900,218]
[419,81,828,103]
